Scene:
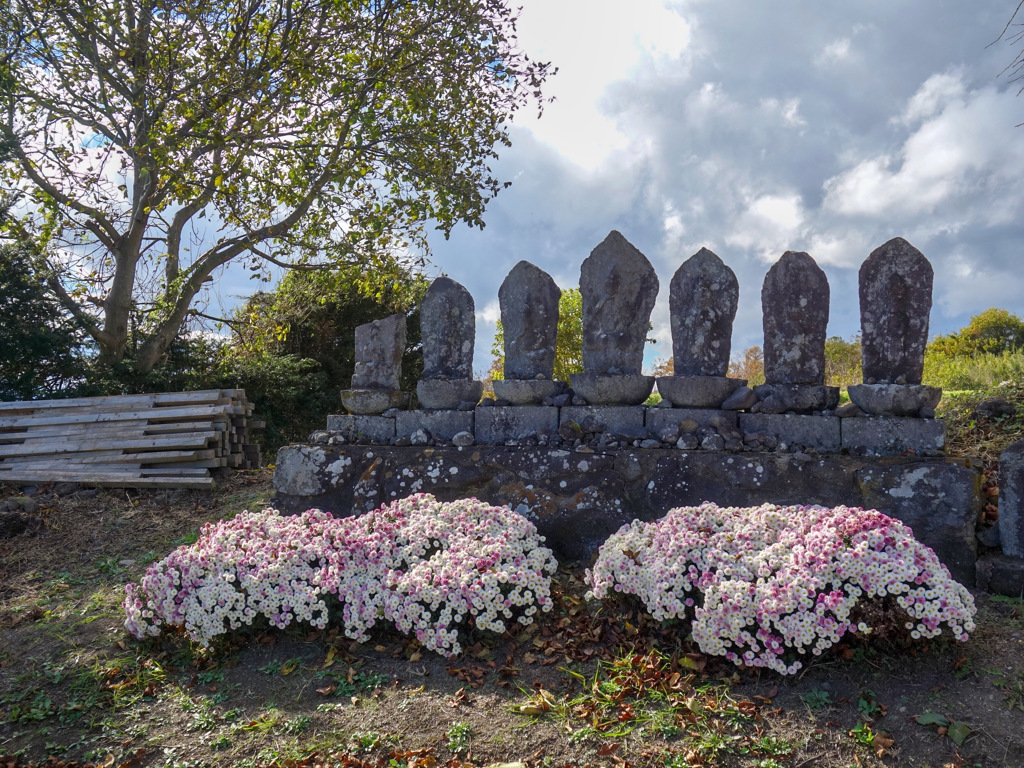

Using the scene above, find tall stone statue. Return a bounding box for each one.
[416,277,482,409]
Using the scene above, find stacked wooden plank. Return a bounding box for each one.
[0,390,264,490]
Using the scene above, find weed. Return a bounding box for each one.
[801,688,832,710]
[446,721,474,754]
[849,721,875,749]
[281,714,313,734]
[856,690,883,719]
[258,660,283,675]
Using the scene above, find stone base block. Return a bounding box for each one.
[395,410,474,440]
[340,389,409,415]
[492,379,565,405]
[999,439,1024,558]
[325,414,396,442]
[753,383,840,413]
[656,376,746,408]
[841,416,944,456]
[416,379,482,409]
[560,406,646,439]
[476,406,558,442]
[976,554,1024,597]
[569,373,654,405]
[847,383,942,417]
[646,408,737,434]
[739,413,841,452]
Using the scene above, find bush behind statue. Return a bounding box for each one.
[585,502,976,675]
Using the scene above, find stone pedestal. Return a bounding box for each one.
[416,379,482,410]
[476,406,559,443]
[847,384,942,417]
[560,406,647,439]
[840,416,944,456]
[570,373,653,406]
[739,413,841,452]
[340,389,409,415]
[395,410,474,440]
[752,383,840,414]
[492,379,566,405]
[326,414,396,443]
[656,376,745,408]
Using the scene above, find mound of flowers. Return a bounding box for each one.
[585,502,976,675]
[124,494,557,656]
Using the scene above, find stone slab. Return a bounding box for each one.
[646,408,737,434]
[739,413,841,452]
[325,414,396,442]
[999,439,1024,558]
[273,446,979,583]
[975,554,1024,597]
[395,410,474,440]
[560,406,646,439]
[476,406,559,443]
[840,416,945,456]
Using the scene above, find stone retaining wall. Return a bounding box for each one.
[273,444,980,586]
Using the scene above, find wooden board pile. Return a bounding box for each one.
[0,390,264,490]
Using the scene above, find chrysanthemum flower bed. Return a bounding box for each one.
[124,494,557,657]
[585,502,976,675]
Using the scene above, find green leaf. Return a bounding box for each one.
[947,721,971,745]
[913,712,949,727]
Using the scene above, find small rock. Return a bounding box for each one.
[452,431,474,447]
[551,393,573,407]
[640,439,662,449]
[709,415,730,429]
[457,400,477,411]
[834,403,863,418]
[575,445,595,453]
[76,488,99,500]
[541,397,555,407]
[580,415,606,433]
[721,386,758,411]
[978,397,1017,418]
[394,435,412,446]
[658,427,681,444]
[310,430,330,444]
[572,395,588,406]
[409,429,430,446]
[678,419,700,434]
[701,434,725,451]
[792,451,814,462]
[676,435,700,450]
[53,482,81,496]
[558,422,583,441]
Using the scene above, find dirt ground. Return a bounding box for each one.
[1,471,1023,768]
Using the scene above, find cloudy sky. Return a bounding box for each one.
[398,0,1024,376]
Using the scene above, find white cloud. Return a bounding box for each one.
[514,0,693,170]
[823,81,1024,218]
[725,193,806,259]
[816,37,852,65]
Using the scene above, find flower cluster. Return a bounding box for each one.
[585,503,976,675]
[124,494,557,656]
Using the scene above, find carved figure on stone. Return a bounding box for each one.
[671,248,738,376]
[762,251,829,385]
[421,276,475,380]
[847,237,941,418]
[341,313,410,415]
[494,261,565,405]
[352,314,406,390]
[859,237,932,385]
[572,231,658,405]
[755,251,838,413]
[657,248,745,408]
[417,276,482,409]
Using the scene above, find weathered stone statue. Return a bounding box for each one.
[571,230,658,405]
[340,313,410,414]
[657,247,746,408]
[416,277,482,409]
[494,260,565,405]
[847,237,941,417]
[755,251,839,413]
